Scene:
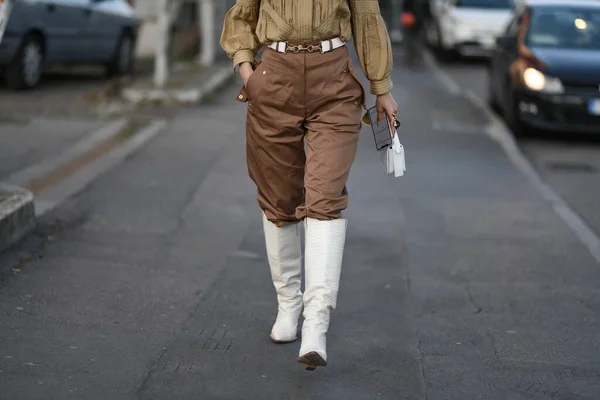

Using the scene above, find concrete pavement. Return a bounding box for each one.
[0,118,110,254]
[0,59,234,253]
[0,57,599,399]
[436,55,600,251]
[0,67,114,120]
[0,118,108,181]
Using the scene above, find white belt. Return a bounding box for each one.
[267,37,346,54]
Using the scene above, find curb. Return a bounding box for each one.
[122,66,234,105]
[35,119,167,217]
[0,184,36,254]
[0,65,232,252]
[5,119,128,188]
[1,118,166,252]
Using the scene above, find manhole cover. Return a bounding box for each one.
[546,162,597,173]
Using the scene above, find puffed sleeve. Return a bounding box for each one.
[220,0,261,69]
[348,0,394,95]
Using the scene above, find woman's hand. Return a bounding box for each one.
[239,62,254,87]
[375,92,399,125]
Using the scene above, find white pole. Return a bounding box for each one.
[154,0,170,88]
[198,0,215,67]
[0,0,14,44]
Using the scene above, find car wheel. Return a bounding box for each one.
[106,32,134,77]
[5,33,44,90]
[436,47,457,62]
[435,26,457,62]
[505,89,527,137]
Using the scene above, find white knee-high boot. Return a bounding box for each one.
[298,217,347,369]
[262,213,303,343]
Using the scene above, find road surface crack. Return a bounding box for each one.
[487,332,500,358]
[466,285,483,314]
[406,253,429,400]
[416,339,429,400]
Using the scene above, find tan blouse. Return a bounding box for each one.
[220,0,393,95]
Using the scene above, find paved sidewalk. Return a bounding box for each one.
[0,62,598,399]
[0,118,108,181]
[0,62,234,254]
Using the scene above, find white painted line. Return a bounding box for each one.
[473,93,600,263]
[429,59,600,263]
[35,119,167,217]
[6,119,128,187]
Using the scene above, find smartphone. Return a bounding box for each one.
[367,106,394,151]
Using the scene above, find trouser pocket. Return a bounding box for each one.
[346,61,366,109]
[235,60,263,103]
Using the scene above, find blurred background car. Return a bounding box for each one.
[0,0,139,90]
[402,0,429,67]
[488,0,600,135]
[425,0,521,60]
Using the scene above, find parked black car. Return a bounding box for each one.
[488,0,600,135]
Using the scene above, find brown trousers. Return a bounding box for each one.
[236,45,365,227]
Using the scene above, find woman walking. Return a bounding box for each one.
[220,0,397,370]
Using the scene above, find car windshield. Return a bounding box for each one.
[526,6,600,50]
[455,0,513,9]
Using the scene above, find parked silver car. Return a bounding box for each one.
[0,0,138,90]
[425,0,522,59]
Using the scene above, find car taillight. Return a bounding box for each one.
[401,11,416,28]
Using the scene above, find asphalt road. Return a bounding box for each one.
[0,53,599,399]
[0,67,112,120]
[436,56,600,238]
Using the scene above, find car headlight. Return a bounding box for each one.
[523,68,564,94]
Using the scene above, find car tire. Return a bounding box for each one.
[436,47,457,62]
[505,89,527,137]
[5,33,44,90]
[434,26,457,62]
[106,32,134,78]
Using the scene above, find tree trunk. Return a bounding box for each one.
[198,0,215,67]
[154,0,171,88]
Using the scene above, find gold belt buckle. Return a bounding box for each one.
[286,44,322,54]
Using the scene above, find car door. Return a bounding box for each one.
[64,0,96,61]
[494,8,525,106]
[37,0,87,62]
[490,11,517,97]
[85,0,127,62]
